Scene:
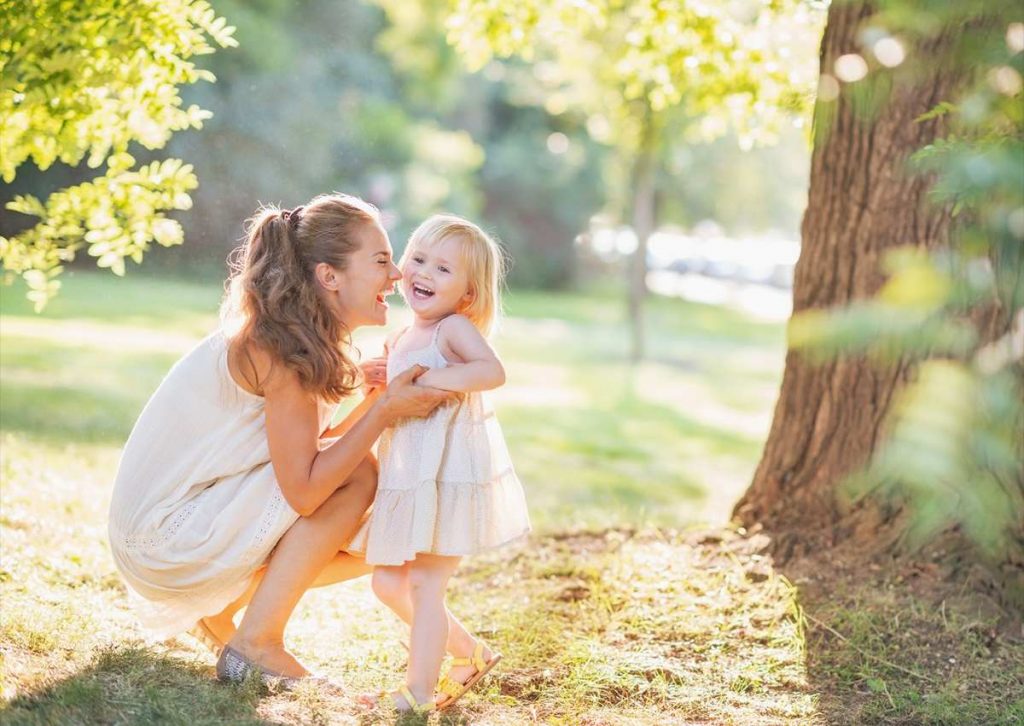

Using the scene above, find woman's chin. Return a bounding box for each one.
[369,302,389,325]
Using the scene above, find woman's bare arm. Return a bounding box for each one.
[320,388,382,440]
[258,350,452,516]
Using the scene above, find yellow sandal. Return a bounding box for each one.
[435,642,502,711]
[367,685,436,716]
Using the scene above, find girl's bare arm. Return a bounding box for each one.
[414,314,505,393]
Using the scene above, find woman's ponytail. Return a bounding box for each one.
[221,194,381,402]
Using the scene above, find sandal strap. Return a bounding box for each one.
[449,642,488,671]
[397,685,435,713]
[437,675,464,698]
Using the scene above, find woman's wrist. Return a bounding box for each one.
[371,392,397,428]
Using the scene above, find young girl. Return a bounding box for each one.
[349,214,531,714]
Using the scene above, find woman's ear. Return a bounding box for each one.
[315,262,339,291]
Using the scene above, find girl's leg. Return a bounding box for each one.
[404,554,461,705]
[224,456,378,677]
[371,565,480,664]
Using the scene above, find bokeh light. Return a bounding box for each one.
[1007,22,1024,53]
[817,73,840,101]
[872,37,905,67]
[546,132,570,154]
[988,66,1023,95]
[834,53,868,82]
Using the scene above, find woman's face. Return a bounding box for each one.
[322,221,401,329]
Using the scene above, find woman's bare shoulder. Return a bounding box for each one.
[227,338,296,396]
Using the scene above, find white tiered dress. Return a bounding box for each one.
[107,330,335,638]
[348,322,531,566]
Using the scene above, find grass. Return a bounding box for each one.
[2,272,1021,724]
[0,270,783,530]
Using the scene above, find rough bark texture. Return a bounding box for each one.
[733,2,979,551]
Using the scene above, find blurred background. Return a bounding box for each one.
[1,0,813,289]
[0,0,821,532]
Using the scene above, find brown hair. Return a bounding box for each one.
[220,193,381,402]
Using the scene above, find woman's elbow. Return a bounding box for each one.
[281,484,317,517]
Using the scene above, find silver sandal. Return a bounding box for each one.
[215,645,344,693]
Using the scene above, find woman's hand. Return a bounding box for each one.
[380,365,455,424]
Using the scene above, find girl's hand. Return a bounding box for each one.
[380,365,454,424]
[359,355,388,394]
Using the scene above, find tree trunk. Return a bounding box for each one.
[732,2,976,550]
[628,125,657,364]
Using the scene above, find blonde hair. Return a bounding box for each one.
[220,193,381,403]
[400,214,506,337]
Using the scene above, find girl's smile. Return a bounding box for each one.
[401,237,473,322]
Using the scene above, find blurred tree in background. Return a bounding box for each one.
[446,0,823,360]
[734,0,1023,603]
[2,0,816,299]
[0,0,236,308]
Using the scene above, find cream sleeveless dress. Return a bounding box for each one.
[108,330,335,639]
[348,320,531,565]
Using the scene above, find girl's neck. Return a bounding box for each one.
[410,312,453,331]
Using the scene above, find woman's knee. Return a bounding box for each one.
[344,455,377,509]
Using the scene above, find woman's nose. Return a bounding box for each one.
[388,263,401,280]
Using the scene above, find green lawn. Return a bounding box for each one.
[0,270,785,532]
[3,272,1021,725]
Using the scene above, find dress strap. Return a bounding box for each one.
[431,315,453,347]
[387,326,410,353]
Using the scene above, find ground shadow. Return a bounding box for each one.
[776,544,1024,725]
[0,646,269,725]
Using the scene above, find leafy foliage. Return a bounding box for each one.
[791,3,1024,573]
[446,0,822,154]
[0,0,236,309]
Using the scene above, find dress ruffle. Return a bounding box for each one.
[348,326,531,566]
[348,466,531,565]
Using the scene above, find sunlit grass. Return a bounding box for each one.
[1,271,785,531]
[3,273,1020,724]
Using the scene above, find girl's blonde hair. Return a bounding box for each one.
[220,192,381,403]
[401,214,506,337]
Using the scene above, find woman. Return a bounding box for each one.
[109,193,456,684]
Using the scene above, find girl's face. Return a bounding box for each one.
[324,221,401,329]
[402,236,474,323]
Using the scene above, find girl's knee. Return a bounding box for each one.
[371,567,408,604]
[407,565,449,598]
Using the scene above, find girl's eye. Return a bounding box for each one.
[412,256,424,264]
[439,266,450,274]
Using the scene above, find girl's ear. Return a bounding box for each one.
[315,262,340,291]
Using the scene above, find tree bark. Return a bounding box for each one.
[628,114,657,363]
[732,1,978,549]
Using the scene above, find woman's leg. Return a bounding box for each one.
[403,554,461,705]
[201,552,373,644]
[224,455,377,677]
